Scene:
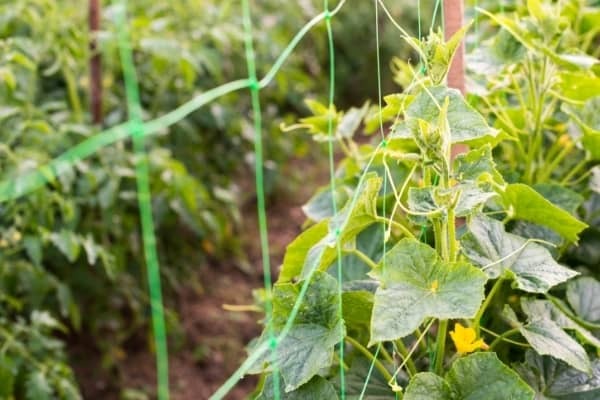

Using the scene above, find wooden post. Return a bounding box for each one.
[89,0,102,125]
[443,0,467,156]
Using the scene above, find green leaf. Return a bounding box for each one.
[278,221,328,283]
[259,272,344,392]
[592,167,600,194]
[462,216,577,293]
[392,86,501,146]
[299,175,381,279]
[567,277,600,324]
[515,350,600,399]
[369,239,486,344]
[257,375,338,399]
[404,373,451,400]
[408,185,496,219]
[49,230,81,263]
[500,184,588,242]
[405,353,534,400]
[521,298,600,349]
[337,102,369,139]
[558,72,600,102]
[339,356,395,399]
[25,371,53,400]
[302,184,349,222]
[446,353,534,400]
[520,318,591,374]
[563,97,600,160]
[0,357,15,398]
[341,291,373,343]
[453,145,505,186]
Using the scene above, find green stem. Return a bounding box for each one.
[473,278,504,335]
[394,339,417,377]
[376,216,416,240]
[560,158,588,185]
[447,207,457,262]
[488,328,521,351]
[537,144,573,182]
[343,248,378,270]
[380,345,394,363]
[546,294,600,330]
[63,69,83,122]
[433,319,448,374]
[480,326,530,348]
[433,219,443,256]
[345,336,393,382]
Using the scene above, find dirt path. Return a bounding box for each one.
[72,157,326,399]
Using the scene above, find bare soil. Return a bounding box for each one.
[71,157,326,399]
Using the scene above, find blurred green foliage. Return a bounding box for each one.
[0,0,427,396]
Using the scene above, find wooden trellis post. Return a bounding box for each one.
[444,0,467,156]
[89,0,102,125]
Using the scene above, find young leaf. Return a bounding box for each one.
[392,86,501,147]
[453,145,505,186]
[404,353,534,400]
[500,184,588,242]
[462,216,577,293]
[369,239,486,344]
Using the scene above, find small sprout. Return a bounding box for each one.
[450,322,489,354]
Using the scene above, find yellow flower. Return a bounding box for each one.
[450,323,489,354]
[558,134,573,149]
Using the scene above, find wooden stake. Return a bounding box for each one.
[89,0,102,125]
[443,0,467,156]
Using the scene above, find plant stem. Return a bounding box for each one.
[447,207,457,262]
[546,294,600,330]
[394,339,417,377]
[345,336,393,382]
[343,248,378,270]
[376,216,416,240]
[380,345,394,363]
[433,319,448,375]
[480,326,530,348]
[488,328,521,351]
[473,278,504,335]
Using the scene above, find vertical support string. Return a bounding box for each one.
[323,1,346,398]
[115,2,169,399]
[241,0,280,398]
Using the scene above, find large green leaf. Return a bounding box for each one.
[341,290,373,344]
[339,356,395,400]
[520,318,591,374]
[567,277,600,324]
[278,220,328,283]
[500,184,588,243]
[299,175,382,279]
[369,239,486,344]
[558,72,600,102]
[404,353,534,400]
[257,375,339,399]
[302,184,350,222]
[404,373,451,400]
[461,216,577,293]
[257,272,345,392]
[392,86,501,146]
[516,350,600,399]
[521,298,600,349]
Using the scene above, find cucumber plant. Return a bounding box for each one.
[250,21,598,399]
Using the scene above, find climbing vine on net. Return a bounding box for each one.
[1,0,599,399]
